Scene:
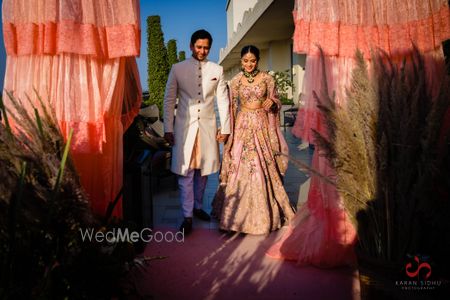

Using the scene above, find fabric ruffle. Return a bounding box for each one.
[4,54,141,154]
[2,0,141,58]
[1,0,140,26]
[266,150,357,267]
[292,55,356,142]
[292,47,445,143]
[3,21,140,59]
[293,1,450,58]
[2,0,142,217]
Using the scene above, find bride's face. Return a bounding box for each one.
[241,52,258,73]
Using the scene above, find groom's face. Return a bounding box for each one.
[190,38,211,61]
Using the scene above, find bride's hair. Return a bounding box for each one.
[240,45,260,61]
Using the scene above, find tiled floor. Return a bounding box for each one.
[151,127,313,230]
[142,128,361,300]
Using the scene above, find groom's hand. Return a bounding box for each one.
[217,133,229,143]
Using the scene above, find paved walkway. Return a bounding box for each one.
[152,127,313,230]
[136,127,361,300]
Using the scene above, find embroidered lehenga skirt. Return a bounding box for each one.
[212,107,295,235]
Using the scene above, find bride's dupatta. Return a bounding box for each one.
[212,72,289,217]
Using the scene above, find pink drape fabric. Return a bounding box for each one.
[2,0,142,217]
[269,0,450,267]
[292,55,357,142]
[292,0,450,58]
[2,0,140,58]
[293,0,450,142]
[267,153,356,267]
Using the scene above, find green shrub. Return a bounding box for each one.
[167,39,179,67]
[268,70,294,105]
[178,51,186,62]
[146,15,169,116]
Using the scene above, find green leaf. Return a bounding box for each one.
[34,108,45,139]
[52,129,73,197]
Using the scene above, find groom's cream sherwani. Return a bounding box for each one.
[163,57,230,176]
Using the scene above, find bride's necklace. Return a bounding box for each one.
[243,69,259,83]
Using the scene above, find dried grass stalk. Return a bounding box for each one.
[313,49,378,227]
[0,92,95,297]
[313,46,450,262]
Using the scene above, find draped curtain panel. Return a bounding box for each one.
[268,0,450,267]
[292,0,450,58]
[293,0,450,141]
[2,0,142,217]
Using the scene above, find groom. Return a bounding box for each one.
[163,29,230,235]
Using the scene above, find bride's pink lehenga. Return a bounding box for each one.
[212,72,295,235]
[267,0,450,267]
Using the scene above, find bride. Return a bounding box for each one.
[212,45,295,235]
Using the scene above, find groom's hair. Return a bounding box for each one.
[191,29,213,46]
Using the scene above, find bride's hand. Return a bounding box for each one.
[262,98,274,111]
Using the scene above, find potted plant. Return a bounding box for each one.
[268,70,296,126]
[313,48,450,299]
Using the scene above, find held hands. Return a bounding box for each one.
[217,134,229,143]
[216,129,229,143]
[164,132,175,146]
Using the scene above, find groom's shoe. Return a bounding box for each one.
[179,217,193,236]
[193,209,211,221]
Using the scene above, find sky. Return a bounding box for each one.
[138,0,228,91]
[0,0,228,92]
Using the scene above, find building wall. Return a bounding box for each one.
[267,40,290,71]
[267,40,294,100]
[226,1,234,41]
[259,48,269,72]
[292,53,306,105]
[226,0,258,40]
[224,64,241,82]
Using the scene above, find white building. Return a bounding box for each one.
[219,0,306,105]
